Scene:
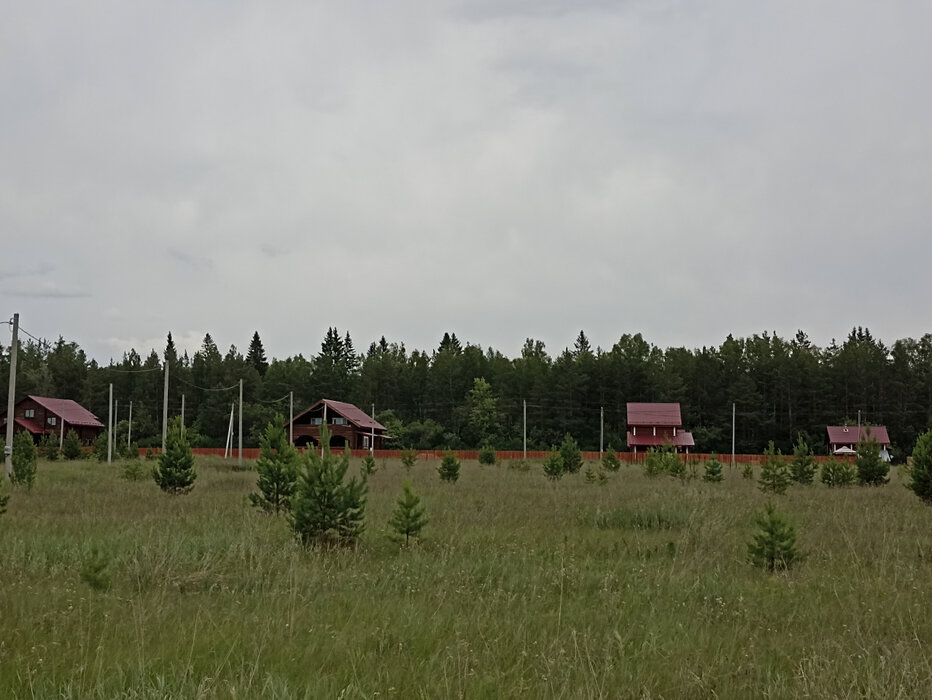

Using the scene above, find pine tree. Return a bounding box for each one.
[602,445,621,472]
[11,431,37,489]
[61,429,83,460]
[856,435,889,486]
[703,454,724,482]
[361,452,377,477]
[758,441,790,495]
[789,435,816,484]
[246,331,269,376]
[400,449,418,471]
[543,449,564,481]
[39,433,59,461]
[821,457,856,487]
[249,414,299,513]
[559,433,582,474]
[92,432,109,462]
[438,450,460,483]
[153,417,197,494]
[908,429,932,503]
[389,481,428,545]
[291,425,367,547]
[748,502,799,571]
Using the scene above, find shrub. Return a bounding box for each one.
[909,429,932,503]
[291,427,366,547]
[477,444,496,466]
[11,431,37,489]
[389,481,428,545]
[748,502,799,571]
[400,449,418,471]
[153,417,196,494]
[758,441,791,495]
[61,429,84,461]
[821,457,855,487]
[250,415,299,514]
[602,445,621,472]
[703,454,724,482]
[560,434,583,474]
[543,449,564,481]
[789,436,816,485]
[856,436,889,486]
[438,450,460,483]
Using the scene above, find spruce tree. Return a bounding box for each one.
[703,454,724,482]
[438,450,460,483]
[543,449,564,481]
[758,441,790,495]
[389,481,428,545]
[250,414,299,514]
[61,429,83,461]
[789,435,816,484]
[11,431,37,489]
[602,445,621,472]
[856,435,889,486]
[291,425,367,547]
[748,502,799,571]
[153,417,197,494]
[559,434,583,474]
[908,429,932,503]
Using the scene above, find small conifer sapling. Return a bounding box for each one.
[61,429,83,461]
[748,502,799,571]
[543,449,564,481]
[11,430,38,489]
[908,429,932,503]
[703,454,724,482]
[438,450,460,483]
[758,441,791,495]
[789,435,816,484]
[559,434,583,474]
[389,481,428,545]
[153,417,197,494]
[602,446,621,472]
[250,414,299,513]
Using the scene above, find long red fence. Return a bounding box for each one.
[142,447,850,464]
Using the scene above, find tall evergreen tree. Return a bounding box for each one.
[246,331,269,376]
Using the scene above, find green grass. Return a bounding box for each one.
[0,458,930,697]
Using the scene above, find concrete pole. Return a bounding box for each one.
[162,361,169,453]
[128,401,133,448]
[600,406,604,460]
[731,402,736,469]
[180,394,185,437]
[289,391,293,445]
[238,379,243,469]
[523,399,527,461]
[4,313,19,480]
[224,402,234,459]
[107,383,113,464]
[371,403,375,452]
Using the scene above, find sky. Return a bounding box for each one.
[2,0,931,364]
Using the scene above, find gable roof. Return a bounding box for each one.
[626,402,682,427]
[826,425,890,446]
[292,399,386,432]
[28,396,105,428]
[627,431,695,448]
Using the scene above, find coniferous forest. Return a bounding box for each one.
[3,326,931,457]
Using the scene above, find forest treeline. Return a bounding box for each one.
[2,326,931,457]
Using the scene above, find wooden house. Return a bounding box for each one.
[827,425,892,461]
[626,402,695,454]
[288,399,388,450]
[0,395,104,445]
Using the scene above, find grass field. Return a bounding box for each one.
[1,456,930,698]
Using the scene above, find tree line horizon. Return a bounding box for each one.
[3,325,930,457]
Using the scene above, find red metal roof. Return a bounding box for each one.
[28,396,104,428]
[626,402,682,427]
[627,431,695,448]
[826,425,890,446]
[292,399,386,432]
[14,417,46,434]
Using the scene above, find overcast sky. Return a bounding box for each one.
[2,1,930,363]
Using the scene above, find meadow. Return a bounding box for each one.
[1,455,930,698]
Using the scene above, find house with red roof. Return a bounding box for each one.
[827,425,892,461]
[0,395,105,445]
[626,402,695,454]
[287,399,388,450]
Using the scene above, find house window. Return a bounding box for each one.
[24,409,35,418]
[311,418,323,425]
[362,435,370,449]
[48,416,57,426]
[332,417,347,425]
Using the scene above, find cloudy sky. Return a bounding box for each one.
[2,1,930,363]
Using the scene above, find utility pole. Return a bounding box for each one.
[599,406,604,461]
[238,378,243,469]
[107,383,113,464]
[371,403,375,453]
[224,402,235,459]
[180,394,185,437]
[128,401,133,448]
[731,402,736,469]
[4,313,18,480]
[162,361,169,453]
[523,399,527,461]
[289,391,293,445]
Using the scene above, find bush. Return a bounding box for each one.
[400,449,418,471]
[543,449,564,481]
[291,426,366,547]
[602,446,622,472]
[250,415,299,514]
[821,457,856,487]
[389,481,428,545]
[11,431,37,489]
[789,436,816,485]
[61,429,84,460]
[909,430,932,503]
[153,417,196,494]
[758,441,790,495]
[559,434,582,474]
[703,454,724,482]
[856,436,889,486]
[438,450,460,483]
[477,444,496,466]
[748,502,799,571]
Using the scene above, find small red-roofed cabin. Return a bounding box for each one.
[288,399,388,450]
[626,402,695,454]
[0,395,105,445]
[827,425,892,462]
